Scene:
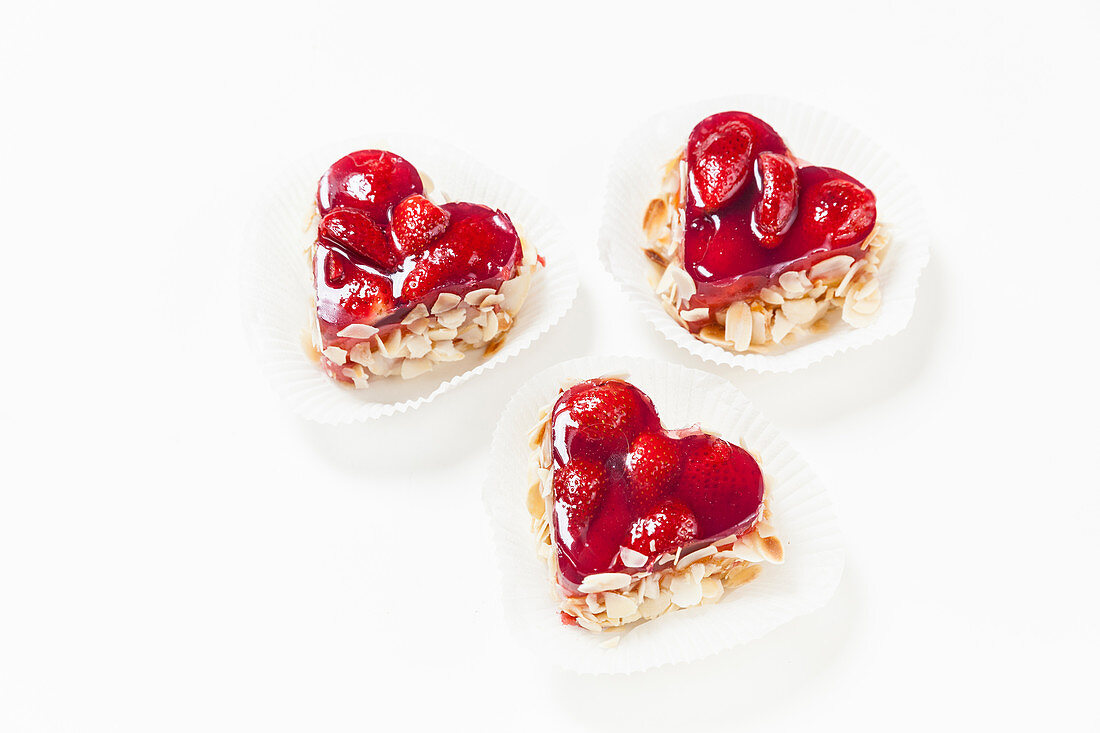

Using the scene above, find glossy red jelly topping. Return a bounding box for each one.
[549,378,764,592]
[312,150,523,365]
[683,112,877,309]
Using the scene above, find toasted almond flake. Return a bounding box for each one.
[599,635,621,649]
[771,312,794,342]
[759,287,785,306]
[478,293,505,310]
[700,577,724,600]
[480,312,499,341]
[644,248,668,267]
[365,354,396,376]
[526,483,544,519]
[336,323,379,339]
[427,327,458,341]
[809,255,855,282]
[435,307,468,330]
[669,573,703,608]
[639,592,672,619]
[406,318,429,335]
[575,616,601,633]
[401,304,429,324]
[835,260,865,297]
[430,293,462,314]
[725,541,765,563]
[852,287,882,315]
[399,357,432,380]
[404,333,432,359]
[657,264,696,303]
[457,324,483,344]
[842,293,876,327]
[348,342,372,366]
[854,279,879,301]
[750,308,769,345]
[754,535,785,563]
[577,573,632,594]
[724,301,753,351]
[644,198,669,241]
[724,563,762,589]
[321,345,348,365]
[464,288,496,307]
[378,330,403,358]
[675,545,717,570]
[680,307,710,323]
[499,271,533,314]
[603,592,638,619]
[619,547,649,568]
[778,270,809,298]
[781,297,820,326]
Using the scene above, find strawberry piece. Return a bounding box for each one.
[339,269,395,325]
[624,432,680,508]
[319,207,399,271]
[553,458,607,527]
[323,249,346,286]
[625,500,699,557]
[802,176,877,246]
[391,194,450,258]
[400,207,519,302]
[688,119,754,212]
[552,380,659,462]
[316,149,423,223]
[752,152,800,248]
[676,434,763,538]
[314,243,396,330]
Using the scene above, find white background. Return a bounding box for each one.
[2,1,1097,730]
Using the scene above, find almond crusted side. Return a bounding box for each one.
[310,232,540,388]
[643,151,891,353]
[525,396,784,636]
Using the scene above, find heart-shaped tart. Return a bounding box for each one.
[643,111,890,352]
[309,150,541,386]
[527,377,783,632]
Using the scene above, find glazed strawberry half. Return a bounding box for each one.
[310,150,536,386]
[682,111,878,307]
[545,378,768,594]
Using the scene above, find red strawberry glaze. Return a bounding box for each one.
[311,151,523,381]
[549,378,764,594]
[683,112,877,312]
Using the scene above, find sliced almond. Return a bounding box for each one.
[464,288,496,308]
[724,301,753,351]
[336,323,379,339]
[321,345,348,365]
[435,306,468,330]
[603,592,638,619]
[499,270,533,314]
[577,573,632,594]
[399,357,432,380]
[809,255,856,283]
[781,297,820,326]
[430,292,462,314]
[401,304,429,324]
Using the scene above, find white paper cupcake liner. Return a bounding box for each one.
[483,355,844,674]
[598,95,931,372]
[241,133,579,423]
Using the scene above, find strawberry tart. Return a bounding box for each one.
[309,150,541,387]
[643,111,890,352]
[526,377,783,634]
